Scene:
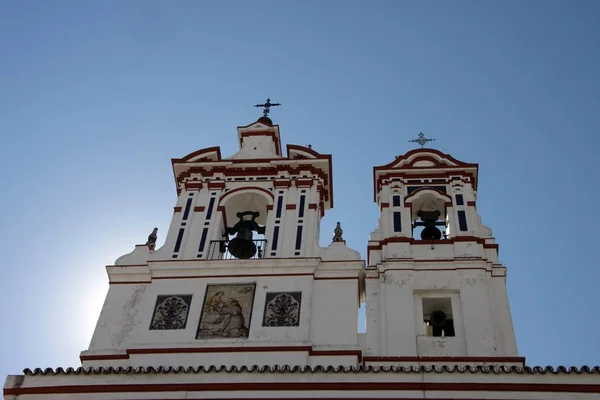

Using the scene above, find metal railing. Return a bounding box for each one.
[207,239,267,260]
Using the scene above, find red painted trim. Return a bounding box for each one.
[174,165,332,208]
[266,204,273,210]
[218,186,275,205]
[363,356,525,363]
[110,272,324,284]
[79,353,129,361]
[309,349,362,362]
[404,187,452,204]
[207,181,226,190]
[274,179,292,188]
[375,148,478,171]
[173,206,182,212]
[368,236,498,250]
[287,146,333,208]
[194,206,205,212]
[308,203,318,209]
[286,204,296,210]
[152,273,315,280]
[184,181,203,190]
[314,276,359,280]
[287,144,323,158]
[129,346,312,355]
[109,281,151,285]
[374,171,477,202]
[7,382,600,395]
[295,178,314,187]
[381,267,490,273]
[81,346,362,362]
[380,202,389,209]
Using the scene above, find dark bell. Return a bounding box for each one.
[228,220,258,259]
[421,226,442,240]
[430,310,447,326]
[225,211,265,259]
[415,210,445,240]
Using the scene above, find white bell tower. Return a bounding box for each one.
[364,138,521,366]
[80,113,364,369]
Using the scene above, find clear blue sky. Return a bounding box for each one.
[1,1,599,379]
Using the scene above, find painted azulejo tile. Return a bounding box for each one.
[149,295,193,330]
[262,292,302,327]
[196,283,256,339]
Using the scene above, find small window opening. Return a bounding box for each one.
[457,210,468,231]
[422,297,455,337]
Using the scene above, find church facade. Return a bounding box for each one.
[4,114,600,399]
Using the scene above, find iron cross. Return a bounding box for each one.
[409,132,435,148]
[254,98,281,117]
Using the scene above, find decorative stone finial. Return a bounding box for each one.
[332,222,344,243]
[146,228,158,250]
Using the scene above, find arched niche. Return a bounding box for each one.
[405,188,452,221]
[219,187,274,227]
[405,188,452,239]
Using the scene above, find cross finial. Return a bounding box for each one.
[254,98,281,117]
[409,132,435,148]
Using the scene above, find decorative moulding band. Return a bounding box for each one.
[362,356,526,363]
[7,380,600,396]
[80,346,362,362]
[108,272,361,284]
[207,181,226,190]
[184,182,203,190]
[295,178,313,187]
[273,179,292,188]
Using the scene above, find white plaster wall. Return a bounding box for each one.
[459,270,498,356]
[381,241,490,261]
[85,270,364,369]
[106,275,315,348]
[416,336,466,356]
[379,270,418,356]
[364,277,381,355]
[307,355,357,367]
[128,351,308,369]
[310,280,358,346]
[367,264,514,358]
[88,284,148,351]
[490,276,519,356]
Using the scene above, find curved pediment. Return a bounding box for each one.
[287,144,323,160]
[376,149,477,171]
[174,147,222,163]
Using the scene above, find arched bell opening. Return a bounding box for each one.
[406,189,451,241]
[211,189,273,260]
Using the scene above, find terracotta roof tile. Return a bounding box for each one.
[22,365,600,376]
